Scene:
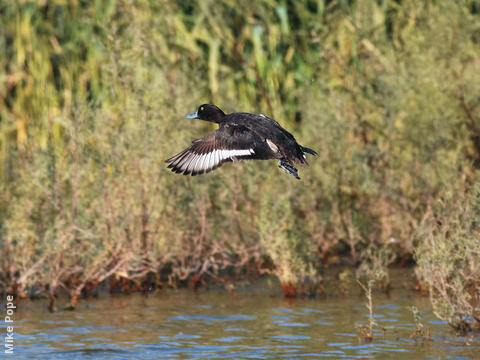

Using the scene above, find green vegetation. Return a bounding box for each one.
[415,183,480,332]
[0,0,479,329]
[356,279,381,342]
[409,306,430,340]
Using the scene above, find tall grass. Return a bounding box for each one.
[0,0,479,321]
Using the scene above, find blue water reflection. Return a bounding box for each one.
[6,271,479,359]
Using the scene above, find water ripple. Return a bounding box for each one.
[169,314,255,322]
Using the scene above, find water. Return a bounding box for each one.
[2,269,478,359]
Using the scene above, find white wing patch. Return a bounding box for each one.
[219,149,254,160]
[168,148,255,175]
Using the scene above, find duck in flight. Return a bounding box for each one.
[165,104,317,179]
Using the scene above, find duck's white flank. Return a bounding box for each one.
[266,139,279,153]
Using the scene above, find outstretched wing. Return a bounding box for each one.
[165,124,264,176]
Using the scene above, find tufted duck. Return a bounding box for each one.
[165,104,317,179]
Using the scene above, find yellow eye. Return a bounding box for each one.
[200,106,204,111]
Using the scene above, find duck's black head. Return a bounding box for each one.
[186,104,225,123]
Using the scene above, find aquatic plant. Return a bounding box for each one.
[355,279,385,342]
[409,306,430,341]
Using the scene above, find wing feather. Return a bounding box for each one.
[165,124,272,176]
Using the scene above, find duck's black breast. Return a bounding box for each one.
[222,112,305,163]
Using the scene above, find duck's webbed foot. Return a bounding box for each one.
[278,160,300,180]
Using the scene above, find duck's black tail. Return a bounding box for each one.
[301,146,317,156]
